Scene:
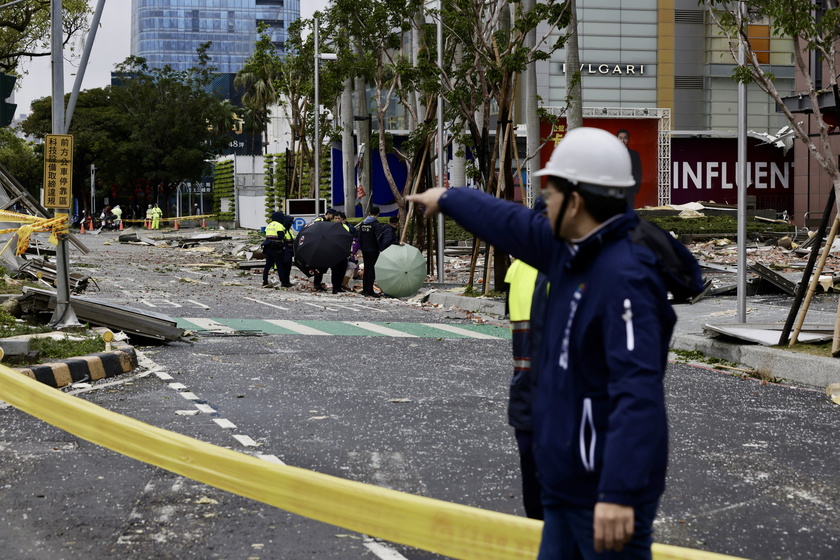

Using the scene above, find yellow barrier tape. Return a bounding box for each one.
[0,210,68,256]
[0,364,748,560]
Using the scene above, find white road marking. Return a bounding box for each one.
[302,301,340,311]
[331,303,388,313]
[420,323,502,340]
[232,434,258,447]
[363,537,411,560]
[186,299,210,309]
[345,321,418,338]
[169,383,188,391]
[258,454,285,465]
[265,320,330,336]
[179,391,200,401]
[243,296,289,310]
[213,418,237,429]
[183,318,235,333]
[195,403,216,414]
[155,371,173,381]
[139,299,157,308]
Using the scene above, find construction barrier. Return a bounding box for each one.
[0,365,748,560]
[0,210,67,256]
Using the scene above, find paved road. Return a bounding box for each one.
[1,230,838,559]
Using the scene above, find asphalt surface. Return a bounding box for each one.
[1,228,838,559]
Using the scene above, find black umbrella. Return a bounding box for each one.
[293,221,353,269]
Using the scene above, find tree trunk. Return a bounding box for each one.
[565,0,583,130]
[341,75,355,215]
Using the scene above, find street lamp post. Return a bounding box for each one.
[314,17,337,217]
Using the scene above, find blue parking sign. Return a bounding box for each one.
[292,217,307,233]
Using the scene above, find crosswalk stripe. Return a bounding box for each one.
[419,323,503,340]
[344,321,418,338]
[265,320,331,336]
[182,318,235,333]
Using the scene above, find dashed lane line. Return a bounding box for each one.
[243,296,290,310]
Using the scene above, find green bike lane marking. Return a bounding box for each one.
[176,318,510,340]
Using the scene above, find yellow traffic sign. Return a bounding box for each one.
[43,134,73,210]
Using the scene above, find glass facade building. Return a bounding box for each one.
[130,0,300,74]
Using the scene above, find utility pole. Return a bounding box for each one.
[49,0,80,328]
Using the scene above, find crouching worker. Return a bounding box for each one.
[407,127,704,560]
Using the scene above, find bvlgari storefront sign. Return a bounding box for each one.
[561,63,646,75]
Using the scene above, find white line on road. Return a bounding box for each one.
[243,296,289,310]
[195,403,216,414]
[258,454,285,465]
[186,299,210,309]
[363,537,411,560]
[420,323,502,340]
[155,371,173,381]
[345,321,418,338]
[232,434,258,447]
[213,418,237,429]
[332,303,388,313]
[302,301,340,311]
[139,300,157,307]
[179,391,200,401]
[183,318,235,333]
[265,320,330,336]
[169,383,188,391]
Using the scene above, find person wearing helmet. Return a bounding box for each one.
[407,127,703,559]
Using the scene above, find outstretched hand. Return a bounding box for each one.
[406,187,447,217]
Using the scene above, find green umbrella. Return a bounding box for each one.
[374,244,427,298]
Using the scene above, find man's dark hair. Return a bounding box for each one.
[370,206,380,216]
[617,129,630,138]
[389,216,399,224]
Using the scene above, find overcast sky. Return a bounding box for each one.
[14,0,331,118]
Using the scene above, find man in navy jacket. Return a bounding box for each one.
[408,127,703,559]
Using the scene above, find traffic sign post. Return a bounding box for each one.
[43,134,74,210]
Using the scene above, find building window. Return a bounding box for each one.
[748,24,770,64]
[256,19,284,30]
[228,11,235,33]
[256,0,284,5]
[192,10,199,33]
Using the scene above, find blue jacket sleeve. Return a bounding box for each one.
[597,268,672,505]
[438,188,560,274]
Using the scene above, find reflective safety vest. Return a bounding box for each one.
[505,259,539,322]
[265,221,284,238]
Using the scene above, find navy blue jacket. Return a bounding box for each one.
[439,187,703,508]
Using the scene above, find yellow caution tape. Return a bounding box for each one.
[0,364,748,560]
[0,209,68,256]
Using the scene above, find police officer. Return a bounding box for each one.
[358,205,385,298]
[262,211,293,288]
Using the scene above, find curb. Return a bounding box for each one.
[670,333,839,387]
[13,343,138,389]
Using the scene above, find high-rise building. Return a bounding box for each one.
[130,0,300,74]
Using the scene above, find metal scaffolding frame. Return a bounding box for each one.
[543,107,672,206]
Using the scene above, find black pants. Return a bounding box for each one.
[263,250,282,285]
[362,251,379,294]
[314,260,347,290]
[515,429,543,520]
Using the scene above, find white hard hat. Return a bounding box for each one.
[534,127,635,193]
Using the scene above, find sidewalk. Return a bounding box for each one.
[423,288,840,389]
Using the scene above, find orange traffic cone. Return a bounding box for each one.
[80,222,85,234]
[201,218,206,228]
[119,220,124,230]
[173,219,179,230]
